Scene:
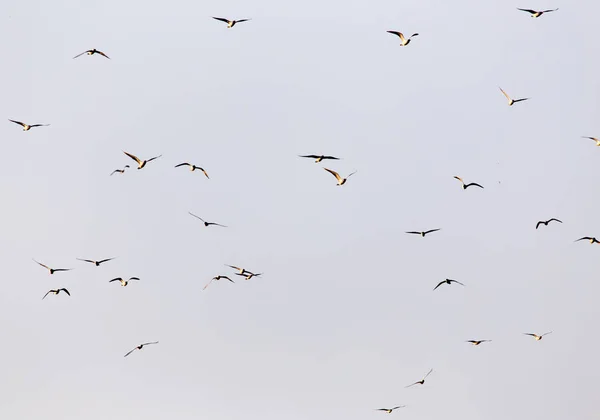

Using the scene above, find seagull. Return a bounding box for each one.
[109,277,140,287]
[226,265,252,275]
[517,8,558,18]
[203,275,234,290]
[433,278,465,291]
[236,272,262,280]
[42,288,70,300]
[535,218,562,229]
[523,332,552,341]
[123,151,162,169]
[212,17,251,28]
[189,212,227,227]
[466,340,491,346]
[299,154,340,163]
[124,341,159,357]
[582,136,600,146]
[499,87,529,106]
[76,257,116,266]
[454,176,484,190]
[323,168,357,186]
[376,406,406,414]
[175,163,209,178]
[33,259,71,275]
[110,165,130,176]
[406,369,433,388]
[405,229,441,237]
[387,31,419,46]
[9,119,50,131]
[575,236,600,244]
[73,48,110,59]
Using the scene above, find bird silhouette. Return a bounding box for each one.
[109,277,140,287]
[123,151,162,169]
[323,168,357,186]
[175,163,209,178]
[76,257,116,266]
[42,288,70,299]
[203,275,235,290]
[299,154,340,163]
[517,8,558,18]
[189,212,227,227]
[33,259,71,275]
[575,237,600,244]
[466,340,491,346]
[212,17,251,28]
[73,48,110,59]
[387,31,419,46]
[406,369,433,387]
[535,218,562,229]
[124,341,159,357]
[405,229,441,237]
[454,176,484,190]
[110,165,130,176]
[433,278,465,291]
[376,406,406,414]
[9,119,49,131]
[523,332,552,341]
[499,87,529,106]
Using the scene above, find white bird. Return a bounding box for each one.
[123,151,162,169]
[9,119,50,131]
[212,17,251,28]
[109,277,140,287]
[175,163,209,178]
[523,332,552,341]
[323,168,357,186]
[387,31,419,46]
[517,8,558,18]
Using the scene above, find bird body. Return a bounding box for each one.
[109,277,140,287]
[42,288,70,299]
[454,176,484,190]
[123,151,162,169]
[517,8,558,18]
[535,218,562,229]
[124,341,159,357]
[212,17,251,28]
[387,31,419,46]
[73,48,110,59]
[323,167,357,186]
[9,119,49,131]
[433,278,465,291]
[299,154,340,163]
[175,163,209,178]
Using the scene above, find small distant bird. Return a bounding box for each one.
[406,369,433,388]
[517,8,558,18]
[434,278,465,291]
[33,259,71,275]
[76,257,116,266]
[236,272,262,280]
[454,176,484,190]
[466,340,491,346]
[226,265,251,275]
[387,31,419,46]
[109,277,140,287]
[575,236,600,244]
[9,119,50,131]
[323,168,357,186]
[582,136,600,146]
[523,332,552,341]
[175,163,209,178]
[110,165,130,176]
[123,151,162,169]
[299,154,340,163]
[212,17,251,28]
[42,288,70,300]
[499,87,529,106]
[405,229,441,237]
[73,48,110,59]
[124,341,159,357]
[189,212,227,227]
[535,218,562,229]
[203,275,234,290]
[376,406,406,414]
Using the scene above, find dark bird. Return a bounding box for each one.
[499,87,529,106]
[189,212,227,227]
[536,218,562,229]
[433,278,465,291]
[376,406,406,414]
[581,136,600,146]
[124,341,159,357]
[454,176,484,190]
[175,163,209,178]
[323,167,357,186]
[110,165,130,176]
[466,340,491,346]
[405,229,441,237]
[123,151,162,169]
[9,119,49,131]
[299,154,340,163]
[406,369,433,388]
[33,259,71,275]
[517,8,558,18]
[236,272,262,280]
[387,31,419,46]
[73,48,110,59]
[109,277,140,287]
[204,275,234,290]
[523,332,552,341]
[575,236,600,244]
[212,17,251,28]
[76,257,116,266]
[42,288,70,300]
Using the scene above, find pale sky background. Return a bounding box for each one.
[1,1,599,419]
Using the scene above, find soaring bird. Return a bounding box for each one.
[203,275,234,290]
[323,168,357,186]
[299,154,340,163]
[123,151,162,169]
[523,332,552,341]
[110,165,130,176]
[76,257,116,266]
[535,218,562,229]
[226,265,252,275]
[33,259,71,275]
[109,277,140,287]
[499,87,529,106]
[582,136,600,146]
[73,48,110,59]
[212,17,251,28]
[575,236,600,244]
[42,288,70,299]
[9,119,49,131]
[406,369,433,387]
[454,176,484,190]
[189,212,227,227]
[376,406,406,414]
[433,278,465,291]
[387,31,419,46]
[124,341,159,357]
[517,8,558,18]
[405,229,441,237]
[175,163,209,178]
[236,272,262,280]
[466,340,491,346]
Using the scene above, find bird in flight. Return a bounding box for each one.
[387,31,419,46]
[33,259,71,275]
[226,265,252,275]
[124,341,159,357]
[433,278,465,291]
[323,168,357,186]
[405,229,441,237]
[42,288,70,299]
[406,369,433,387]
[535,218,562,229]
[517,8,558,18]
[203,275,234,290]
[76,257,116,266]
[299,154,340,163]
[466,340,491,346]
[110,165,130,176]
[376,406,406,414]
[454,176,484,190]
[189,212,227,227]
[523,332,552,341]
[499,87,529,106]
[73,48,110,59]
[175,163,209,178]
[236,271,262,280]
[123,151,162,169]
[109,277,140,287]
[9,119,50,131]
[575,236,600,244]
[212,17,251,28]
[581,136,600,146]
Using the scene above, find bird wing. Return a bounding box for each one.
[466,340,477,344]
[513,98,530,103]
[453,176,464,183]
[424,229,441,235]
[109,278,122,283]
[129,277,140,281]
[405,382,419,388]
[299,155,319,159]
[212,17,230,23]
[467,183,484,189]
[189,212,205,222]
[375,409,389,411]
[33,259,50,270]
[60,288,70,296]
[222,276,234,283]
[236,19,251,23]
[124,348,136,357]
[535,221,542,229]
[433,281,445,291]
[498,87,511,101]
[548,218,562,224]
[517,8,537,14]
[203,279,213,290]
[110,170,121,176]
[323,167,342,182]
[141,341,159,346]
[387,31,405,41]
[450,280,465,286]
[405,231,421,235]
[146,155,162,163]
[199,168,210,179]
[123,151,142,164]
[53,268,71,272]
[392,406,405,410]
[98,258,116,264]
[77,258,94,263]
[542,8,558,13]
[175,163,190,168]
[423,369,433,379]
[410,33,419,38]
[96,50,110,59]
[9,119,26,127]
[322,156,340,160]
[227,265,243,271]
[523,333,537,337]
[347,170,358,178]
[29,124,49,128]
[542,331,553,336]
[207,222,227,227]
[575,237,592,242]
[72,50,89,59]
[42,291,51,300]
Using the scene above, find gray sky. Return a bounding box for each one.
[2,1,598,419]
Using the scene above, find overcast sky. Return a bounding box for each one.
[1,1,598,419]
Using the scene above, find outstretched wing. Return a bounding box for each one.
[449,279,465,286]
[323,167,342,182]
[548,218,562,224]
[175,163,190,168]
[212,17,231,23]
[109,278,122,283]
[517,8,537,14]
[33,259,50,270]
[8,119,26,127]
[299,155,319,159]
[98,258,116,264]
[405,231,421,235]
[124,348,136,357]
[146,155,162,163]
[512,98,530,103]
[141,341,159,346]
[575,237,592,242]
[467,183,484,189]
[72,50,90,59]
[542,8,558,13]
[207,222,227,227]
[29,124,49,128]
[236,19,251,23]
[42,291,52,300]
[189,212,205,223]
[498,87,511,101]
[535,221,542,229]
[60,288,71,296]
[424,228,441,235]
[96,50,111,59]
[123,151,141,165]
[405,381,420,388]
[423,368,433,379]
[387,31,405,41]
[433,281,445,291]
[199,168,210,179]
